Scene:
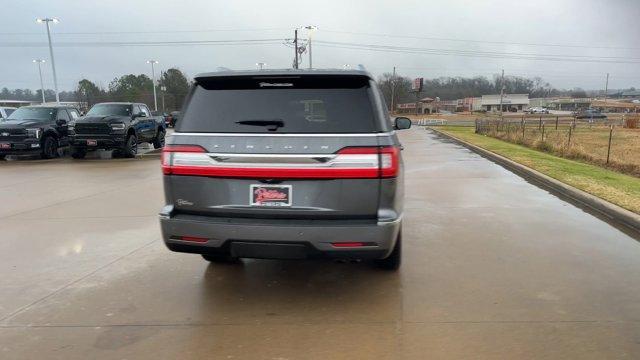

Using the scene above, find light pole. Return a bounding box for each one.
[146,60,159,111]
[36,17,60,104]
[160,86,166,111]
[304,26,317,69]
[33,59,46,103]
[256,62,266,70]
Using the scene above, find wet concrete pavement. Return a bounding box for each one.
[1,128,639,359]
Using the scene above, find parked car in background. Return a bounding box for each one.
[169,111,180,127]
[159,69,411,270]
[0,107,16,120]
[575,109,607,119]
[525,107,549,114]
[0,105,79,159]
[152,111,173,128]
[69,102,166,159]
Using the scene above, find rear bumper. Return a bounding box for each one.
[159,206,401,260]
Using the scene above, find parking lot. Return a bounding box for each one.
[1,127,639,359]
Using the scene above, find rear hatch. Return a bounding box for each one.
[163,74,395,220]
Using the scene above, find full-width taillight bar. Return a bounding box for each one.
[161,145,399,179]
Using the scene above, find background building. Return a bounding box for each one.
[481,94,529,112]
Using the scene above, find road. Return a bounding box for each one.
[0,128,639,359]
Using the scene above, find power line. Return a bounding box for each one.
[0,39,285,47]
[384,66,640,79]
[313,40,640,64]
[0,27,290,36]
[315,40,640,61]
[321,29,640,51]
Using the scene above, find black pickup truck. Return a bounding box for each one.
[0,105,81,160]
[69,102,166,158]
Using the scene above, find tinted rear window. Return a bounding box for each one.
[86,104,132,117]
[177,75,377,133]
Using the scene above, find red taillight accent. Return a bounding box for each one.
[178,236,208,243]
[165,167,380,179]
[336,147,379,154]
[331,242,366,248]
[162,145,206,174]
[163,145,206,153]
[379,146,400,178]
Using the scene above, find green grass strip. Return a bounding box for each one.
[437,125,640,214]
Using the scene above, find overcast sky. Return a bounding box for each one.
[2,0,639,92]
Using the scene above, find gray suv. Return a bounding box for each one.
[159,69,411,270]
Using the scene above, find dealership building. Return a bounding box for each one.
[480,94,530,112]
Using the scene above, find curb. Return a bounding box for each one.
[429,128,640,234]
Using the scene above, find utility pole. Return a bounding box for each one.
[160,86,166,111]
[304,26,317,69]
[37,18,60,104]
[256,62,266,70]
[33,59,46,103]
[603,73,609,112]
[390,66,396,113]
[499,69,505,119]
[293,29,299,69]
[146,60,159,111]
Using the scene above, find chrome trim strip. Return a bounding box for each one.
[207,153,336,158]
[170,132,395,137]
[170,152,379,169]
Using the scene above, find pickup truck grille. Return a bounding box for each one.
[0,128,26,141]
[75,123,111,135]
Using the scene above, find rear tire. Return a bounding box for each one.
[122,134,137,158]
[0,154,5,160]
[375,229,402,270]
[70,147,86,159]
[202,254,238,264]
[152,129,165,149]
[40,136,58,159]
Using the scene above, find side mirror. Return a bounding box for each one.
[132,112,144,119]
[56,119,67,126]
[394,117,412,130]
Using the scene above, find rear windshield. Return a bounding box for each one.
[177,75,378,133]
[86,104,132,117]
[7,107,56,121]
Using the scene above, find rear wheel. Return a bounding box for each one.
[153,129,165,149]
[0,154,5,160]
[70,147,86,159]
[375,229,402,270]
[122,134,138,158]
[40,136,58,159]
[202,254,238,264]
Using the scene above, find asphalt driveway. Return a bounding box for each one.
[0,127,638,359]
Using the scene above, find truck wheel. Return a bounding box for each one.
[70,147,86,159]
[0,155,5,160]
[40,136,58,159]
[375,229,402,270]
[122,134,138,158]
[202,254,238,264]
[153,129,165,149]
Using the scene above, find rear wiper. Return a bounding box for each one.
[236,119,284,131]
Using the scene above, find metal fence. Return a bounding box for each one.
[475,115,640,176]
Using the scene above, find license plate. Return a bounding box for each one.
[87,139,97,146]
[0,143,9,149]
[250,184,292,207]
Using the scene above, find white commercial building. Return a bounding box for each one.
[481,94,530,112]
